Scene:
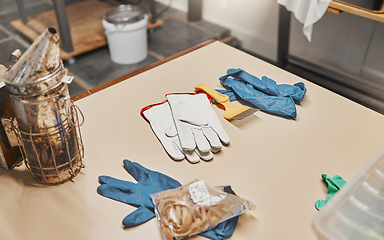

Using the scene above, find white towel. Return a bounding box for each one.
[278,0,332,41]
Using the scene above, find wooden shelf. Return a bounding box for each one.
[327,0,384,23]
[11,0,163,60]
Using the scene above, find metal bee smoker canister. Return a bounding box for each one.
[4,28,84,185]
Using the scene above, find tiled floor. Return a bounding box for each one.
[0,0,231,97]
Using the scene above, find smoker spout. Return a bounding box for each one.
[4,27,62,85]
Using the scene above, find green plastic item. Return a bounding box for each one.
[315,174,346,210]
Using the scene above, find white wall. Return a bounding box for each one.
[157,0,279,60]
[158,0,384,87]
[290,8,384,89]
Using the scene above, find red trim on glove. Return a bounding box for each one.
[140,100,168,120]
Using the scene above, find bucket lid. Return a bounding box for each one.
[105,5,145,25]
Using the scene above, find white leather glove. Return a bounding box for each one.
[166,93,230,153]
[141,101,213,163]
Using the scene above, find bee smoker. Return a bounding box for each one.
[3,28,84,185]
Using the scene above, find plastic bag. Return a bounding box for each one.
[151,180,255,240]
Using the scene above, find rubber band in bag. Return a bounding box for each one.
[151,180,255,240]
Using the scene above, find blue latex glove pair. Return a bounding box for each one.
[97,160,238,239]
[315,174,346,210]
[218,68,306,119]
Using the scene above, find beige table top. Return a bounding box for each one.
[1,40,384,240]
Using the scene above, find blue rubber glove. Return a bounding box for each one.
[201,216,239,240]
[97,160,238,239]
[199,185,239,240]
[315,174,346,210]
[97,160,181,228]
[218,68,306,119]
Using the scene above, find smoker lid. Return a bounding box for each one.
[104,4,145,25]
[4,28,65,96]
[4,28,62,85]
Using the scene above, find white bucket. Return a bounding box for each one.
[102,5,148,64]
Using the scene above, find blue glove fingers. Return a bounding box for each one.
[215,89,238,102]
[153,173,182,189]
[270,78,307,101]
[238,71,283,97]
[227,68,242,75]
[97,183,142,205]
[220,68,274,96]
[233,69,273,95]
[294,82,306,100]
[260,76,306,101]
[232,81,296,118]
[221,78,297,119]
[124,159,182,189]
[98,175,137,189]
[214,216,239,239]
[219,68,242,80]
[199,186,239,240]
[253,96,296,119]
[122,205,156,228]
[221,69,306,101]
[199,216,239,240]
[199,230,221,240]
[123,160,152,182]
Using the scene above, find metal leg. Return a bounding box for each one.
[188,0,202,22]
[373,0,383,10]
[147,0,157,24]
[15,0,28,24]
[277,5,291,68]
[52,0,74,52]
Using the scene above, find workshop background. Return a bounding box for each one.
[1,0,383,112]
